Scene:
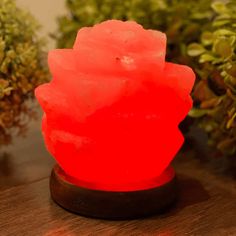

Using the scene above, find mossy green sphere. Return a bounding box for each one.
[0,0,48,145]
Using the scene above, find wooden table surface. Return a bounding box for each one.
[0,107,236,236]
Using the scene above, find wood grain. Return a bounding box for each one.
[0,107,236,235]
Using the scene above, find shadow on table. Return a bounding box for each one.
[0,153,19,189]
[142,174,210,218]
[174,174,210,210]
[0,152,14,177]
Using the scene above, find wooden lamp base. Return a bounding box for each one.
[50,165,178,220]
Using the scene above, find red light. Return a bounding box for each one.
[35,20,195,191]
[57,166,175,192]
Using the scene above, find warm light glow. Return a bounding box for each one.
[35,20,195,191]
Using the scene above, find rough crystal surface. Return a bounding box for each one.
[35,20,195,190]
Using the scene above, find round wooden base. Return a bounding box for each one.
[50,165,178,220]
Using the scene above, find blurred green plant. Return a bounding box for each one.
[188,1,236,155]
[56,0,236,156]
[56,0,213,62]
[0,0,48,146]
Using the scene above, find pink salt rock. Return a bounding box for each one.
[35,20,195,191]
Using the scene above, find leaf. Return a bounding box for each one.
[191,12,213,20]
[201,31,214,46]
[188,108,209,118]
[226,112,236,129]
[187,43,205,57]
[213,38,233,58]
[229,35,236,46]
[3,87,13,96]
[0,79,9,89]
[214,29,236,36]
[200,97,222,109]
[199,53,216,63]
[213,19,230,27]
[211,2,228,14]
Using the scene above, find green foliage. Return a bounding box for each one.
[0,0,48,145]
[188,1,236,155]
[56,0,165,48]
[56,0,213,62]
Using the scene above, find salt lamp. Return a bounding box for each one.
[35,20,195,219]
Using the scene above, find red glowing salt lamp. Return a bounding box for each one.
[35,20,195,219]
